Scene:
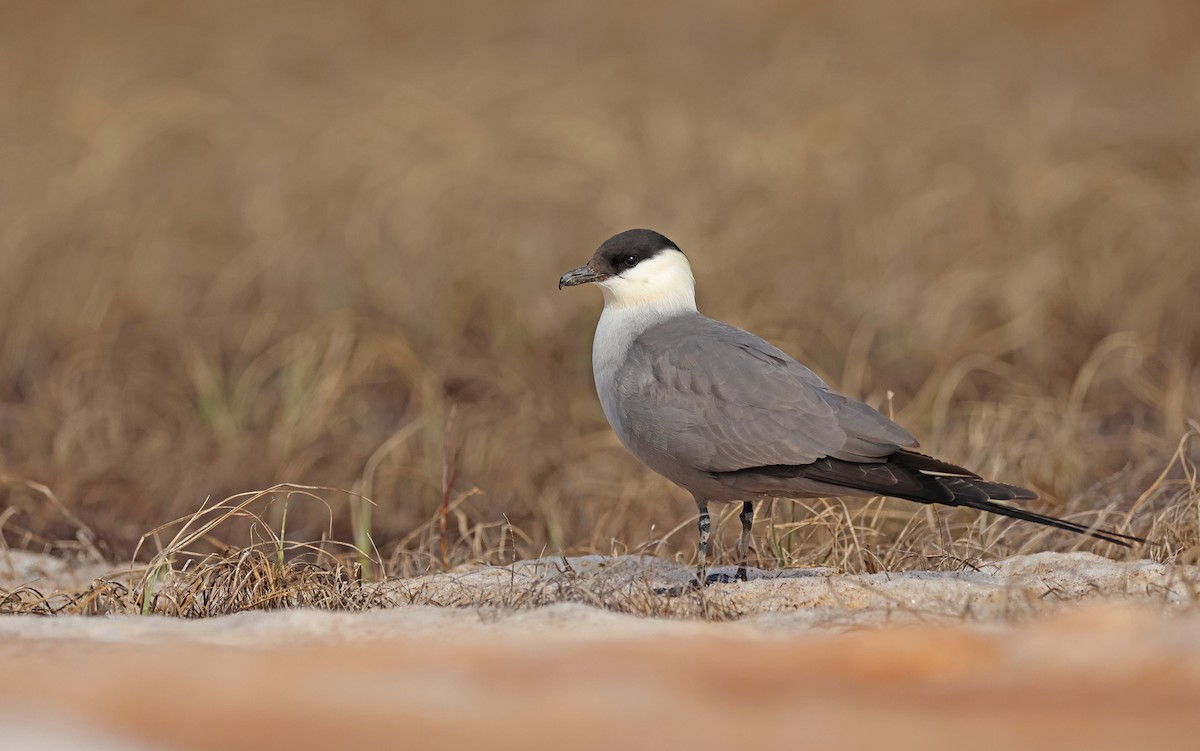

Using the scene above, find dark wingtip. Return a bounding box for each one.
[714,455,1149,547]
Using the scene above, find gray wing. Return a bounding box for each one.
[615,315,917,473]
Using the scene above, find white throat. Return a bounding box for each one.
[590,250,698,414]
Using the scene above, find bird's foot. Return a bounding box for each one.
[704,572,738,585]
[655,568,749,596]
[653,579,700,597]
[706,567,750,584]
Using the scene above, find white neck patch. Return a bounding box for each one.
[596,248,697,314]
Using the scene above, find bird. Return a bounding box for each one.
[559,228,1145,584]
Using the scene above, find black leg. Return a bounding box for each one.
[736,501,754,581]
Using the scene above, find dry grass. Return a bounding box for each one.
[0,0,1198,593]
[0,484,744,619]
[4,483,1196,621]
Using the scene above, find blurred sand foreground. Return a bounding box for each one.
[4,552,1200,750]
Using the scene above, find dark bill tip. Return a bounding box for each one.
[558,265,607,290]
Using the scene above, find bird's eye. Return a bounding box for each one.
[622,255,639,268]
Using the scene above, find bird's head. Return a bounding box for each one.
[558,229,696,311]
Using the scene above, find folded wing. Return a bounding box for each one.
[616,315,916,472]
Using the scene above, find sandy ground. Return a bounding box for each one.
[3,552,1199,750]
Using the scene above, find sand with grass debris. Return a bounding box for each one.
[3,551,1200,750]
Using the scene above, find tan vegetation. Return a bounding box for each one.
[0,0,1197,586]
[3,487,1196,622]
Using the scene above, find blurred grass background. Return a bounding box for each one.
[0,0,1196,572]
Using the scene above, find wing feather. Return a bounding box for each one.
[614,315,915,473]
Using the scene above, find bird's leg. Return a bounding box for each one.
[695,504,711,585]
[736,501,754,581]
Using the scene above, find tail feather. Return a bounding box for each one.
[713,450,1146,547]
